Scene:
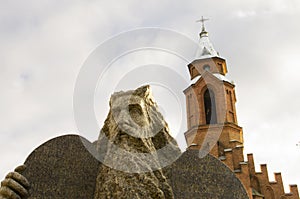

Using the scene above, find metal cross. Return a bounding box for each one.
[196,16,209,31]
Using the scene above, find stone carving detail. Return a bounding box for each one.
[0,165,29,199]
[94,85,181,198]
[0,85,249,199]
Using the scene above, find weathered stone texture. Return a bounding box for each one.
[163,149,249,199]
[94,85,181,199]
[21,134,249,199]
[17,85,249,199]
[22,135,100,199]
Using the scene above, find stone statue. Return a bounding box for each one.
[94,85,181,198]
[0,85,181,199]
[0,85,249,199]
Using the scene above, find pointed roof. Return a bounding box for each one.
[195,17,219,59]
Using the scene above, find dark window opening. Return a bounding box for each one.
[204,89,217,124]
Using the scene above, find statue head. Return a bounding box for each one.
[96,85,181,173]
[105,85,165,139]
[109,85,152,137]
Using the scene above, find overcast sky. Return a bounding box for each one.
[1,0,300,193]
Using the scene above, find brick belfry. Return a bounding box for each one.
[184,17,300,199]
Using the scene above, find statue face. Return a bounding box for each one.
[111,95,150,137]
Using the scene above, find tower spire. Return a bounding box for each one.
[195,16,219,58]
[196,16,209,34]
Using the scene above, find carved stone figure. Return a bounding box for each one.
[0,85,181,199]
[0,85,249,199]
[94,85,181,198]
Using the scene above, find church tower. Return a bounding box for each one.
[184,18,243,160]
[184,18,300,199]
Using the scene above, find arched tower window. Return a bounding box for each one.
[204,88,217,124]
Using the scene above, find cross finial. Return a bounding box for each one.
[196,16,209,32]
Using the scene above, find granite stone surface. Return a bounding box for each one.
[163,149,249,199]
[18,85,248,198]
[21,135,249,199]
[22,135,100,199]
